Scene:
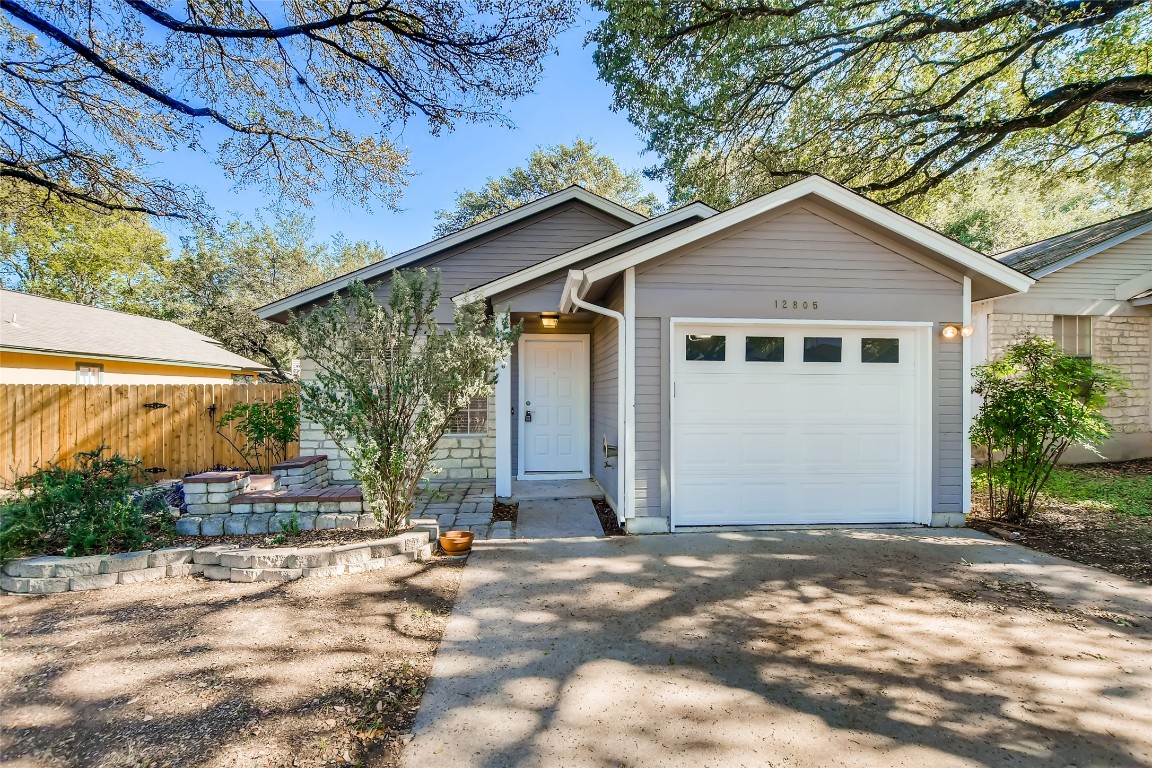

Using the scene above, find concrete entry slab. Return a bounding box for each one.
[404,528,1152,768]
[500,478,605,502]
[515,498,604,540]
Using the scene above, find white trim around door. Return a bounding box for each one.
[668,318,934,530]
[517,333,591,481]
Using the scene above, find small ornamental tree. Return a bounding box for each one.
[291,272,519,532]
[216,391,300,472]
[972,334,1126,524]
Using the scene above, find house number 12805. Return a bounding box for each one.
[775,299,818,310]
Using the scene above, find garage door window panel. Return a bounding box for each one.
[803,337,842,362]
[862,338,899,364]
[686,334,726,361]
[746,336,785,362]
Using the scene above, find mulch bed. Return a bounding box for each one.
[172,526,416,551]
[1,557,466,768]
[492,501,518,524]
[592,499,625,536]
[968,458,1152,585]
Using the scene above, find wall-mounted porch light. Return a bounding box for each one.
[540,312,559,329]
[941,324,974,339]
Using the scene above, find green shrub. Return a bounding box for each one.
[216,391,300,472]
[972,334,1127,523]
[0,448,174,560]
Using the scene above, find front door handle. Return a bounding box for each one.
[524,410,532,422]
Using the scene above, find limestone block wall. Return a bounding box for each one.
[987,313,1152,436]
[297,356,497,483]
[1093,316,1151,436]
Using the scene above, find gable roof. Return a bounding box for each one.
[1,290,264,371]
[451,201,717,305]
[561,175,1033,310]
[256,185,649,320]
[996,207,1152,278]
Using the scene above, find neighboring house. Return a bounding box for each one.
[972,208,1152,463]
[0,290,264,384]
[259,178,1031,532]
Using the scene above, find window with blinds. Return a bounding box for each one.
[447,395,488,435]
[1053,316,1092,358]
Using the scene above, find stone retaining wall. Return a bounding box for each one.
[1,521,440,594]
[183,471,251,516]
[271,455,330,490]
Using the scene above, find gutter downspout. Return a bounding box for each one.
[564,271,628,521]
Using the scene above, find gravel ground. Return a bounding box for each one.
[0,559,465,768]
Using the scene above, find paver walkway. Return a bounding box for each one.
[412,482,510,540]
[403,528,1152,767]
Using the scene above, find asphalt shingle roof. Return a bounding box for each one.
[0,290,264,370]
[996,207,1152,276]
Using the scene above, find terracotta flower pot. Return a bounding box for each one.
[439,530,475,555]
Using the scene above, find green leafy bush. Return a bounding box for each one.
[0,448,174,560]
[972,334,1127,523]
[216,391,300,472]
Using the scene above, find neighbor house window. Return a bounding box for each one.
[76,363,103,385]
[447,395,488,435]
[686,335,726,361]
[803,337,842,362]
[1054,316,1092,358]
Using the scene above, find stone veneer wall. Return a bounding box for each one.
[297,393,497,482]
[989,313,1152,436]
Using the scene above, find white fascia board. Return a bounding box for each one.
[579,176,1034,296]
[256,186,649,320]
[1028,221,1152,280]
[1115,270,1152,301]
[452,202,717,306]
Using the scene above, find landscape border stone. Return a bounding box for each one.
[0,520,440,595]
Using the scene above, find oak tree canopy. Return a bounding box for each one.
[592,0,1152,207]
[1,0,576,218]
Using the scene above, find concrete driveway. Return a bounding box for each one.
[404,529,1152,767]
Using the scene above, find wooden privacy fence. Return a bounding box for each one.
[0,384,299,485]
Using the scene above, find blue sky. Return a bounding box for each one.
[154,12,662,255]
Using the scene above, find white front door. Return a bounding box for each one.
[672,322,930,526]
[520,335,589,476]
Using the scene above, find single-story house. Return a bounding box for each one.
[972,208,1152,462]
[0,290,264,384]
[259,177,1032,532]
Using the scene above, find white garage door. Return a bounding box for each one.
[672,323,927,526]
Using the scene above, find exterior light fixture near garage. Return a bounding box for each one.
[941,324,974,339]
[540,312,559,329]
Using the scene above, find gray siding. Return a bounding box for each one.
[371,202,631,322]
[634,317,663,517]
[992,231,1152,316]
[632,205,964,520]
[1029,231,1151,298]
[934,336,963,513]
[491,217,706,313]
[589,280,624,503]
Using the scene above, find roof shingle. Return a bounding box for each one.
[0,290,264,370]
[996,207,1152,275]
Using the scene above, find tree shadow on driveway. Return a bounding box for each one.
[405,528,1152,767]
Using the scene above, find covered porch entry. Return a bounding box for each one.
[493,310,620,515]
